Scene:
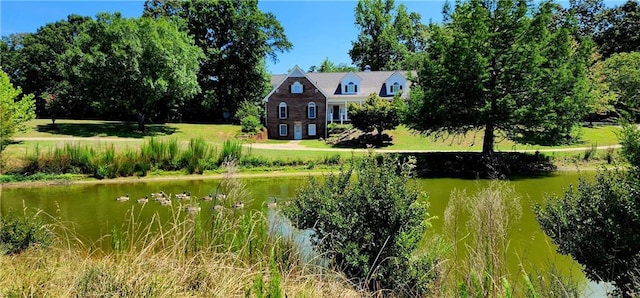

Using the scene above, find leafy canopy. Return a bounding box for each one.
[348,93,401,143]
[0,70,35,153]
[407,0,591,154]
[143,0,292,121]
[70,14,203,131]
[284,154,437,295]
[350,0,426,71]
[602,51,640,118]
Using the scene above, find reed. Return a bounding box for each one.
[0,204,359,297]
[442,181,584,297]
[219,139,243,165]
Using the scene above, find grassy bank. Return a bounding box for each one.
[0,208,359,297]
[0,119,624,182]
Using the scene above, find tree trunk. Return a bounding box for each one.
[482,122,495,155]
[137,112,145,133]
[376,127,383,144]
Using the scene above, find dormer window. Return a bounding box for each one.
[390,82,403,94]
[291,81,303,94]
[344,82,358,94]
[308,102,316,119]
[279,102,287,119]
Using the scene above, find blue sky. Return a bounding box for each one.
[0,0,626,74]
[0,0,447,74]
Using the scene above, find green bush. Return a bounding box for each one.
[0,213,52,255]
[284,154,438,296]
[240,115,263,134]
[536,124,640,297]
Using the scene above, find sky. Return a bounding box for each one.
[0,0,627,74]
[0,0,448,74]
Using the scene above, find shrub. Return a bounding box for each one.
[240,115,263,134]
[234,100,264,124]
[284,154,438,296]
[536,125,640,297]
[0,213,52,255]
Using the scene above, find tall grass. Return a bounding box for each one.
[18,138,224,178]
[0,206,358,297]
[441,181,584,297]
[219,139,243,164]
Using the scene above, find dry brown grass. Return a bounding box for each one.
[0,204,360,297]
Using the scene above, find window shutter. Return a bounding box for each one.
[344,85,347,93]
[400,85,403,90]
[290,85,292,93]
[355,85,358,92]
[302,84,304,93]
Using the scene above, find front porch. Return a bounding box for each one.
[327,103,350,124]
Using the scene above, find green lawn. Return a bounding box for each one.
[302,125,621,151]
[5,120,621,162]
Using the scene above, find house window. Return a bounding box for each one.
[291,81,303,94]
[279,102,287,119]
[345,82,357,93]
[390,82,402,94]
[279,124,288,136]
[308,124,316,136]
[308,102,316,119]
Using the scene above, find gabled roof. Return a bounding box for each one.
[267,68,416,100]
[263,65,330,102]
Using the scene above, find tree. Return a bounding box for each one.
[309,57,358,73]
[584,51,618,123]
[13,15,94,117]
[602,52,640,118]
[595,0,640,58]
[349,93,400,143]
[283,154,437,295]
[0,70,35,153]
[407,0,591,155]
[535,123,640,297]
[143,0,292,121]
[349,0,425,71]
[71,14,203,131]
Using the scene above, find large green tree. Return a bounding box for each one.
[70,14,202,131]
[0,70,35,153]
[349,0,425,71]
[407,0,591,155]
[143,0,292,121]
[595,0,640,58]
[602,51,640,117]
[1,15,93,117]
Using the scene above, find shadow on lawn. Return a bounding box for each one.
[36,122,177,138]
[397,151,557,179]
[332,133,394,148]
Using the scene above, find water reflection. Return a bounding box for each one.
[1,172,601,294]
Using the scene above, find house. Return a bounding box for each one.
[263,65,415,140]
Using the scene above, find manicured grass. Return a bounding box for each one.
[3,120,622,175]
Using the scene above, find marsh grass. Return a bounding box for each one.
[442,181,584,297]
[0,203,359,297]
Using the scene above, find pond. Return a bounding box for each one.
[0,172,601,294]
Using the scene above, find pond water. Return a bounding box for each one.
[0,172,602,294]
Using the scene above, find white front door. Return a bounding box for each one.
[294,123,302,140]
